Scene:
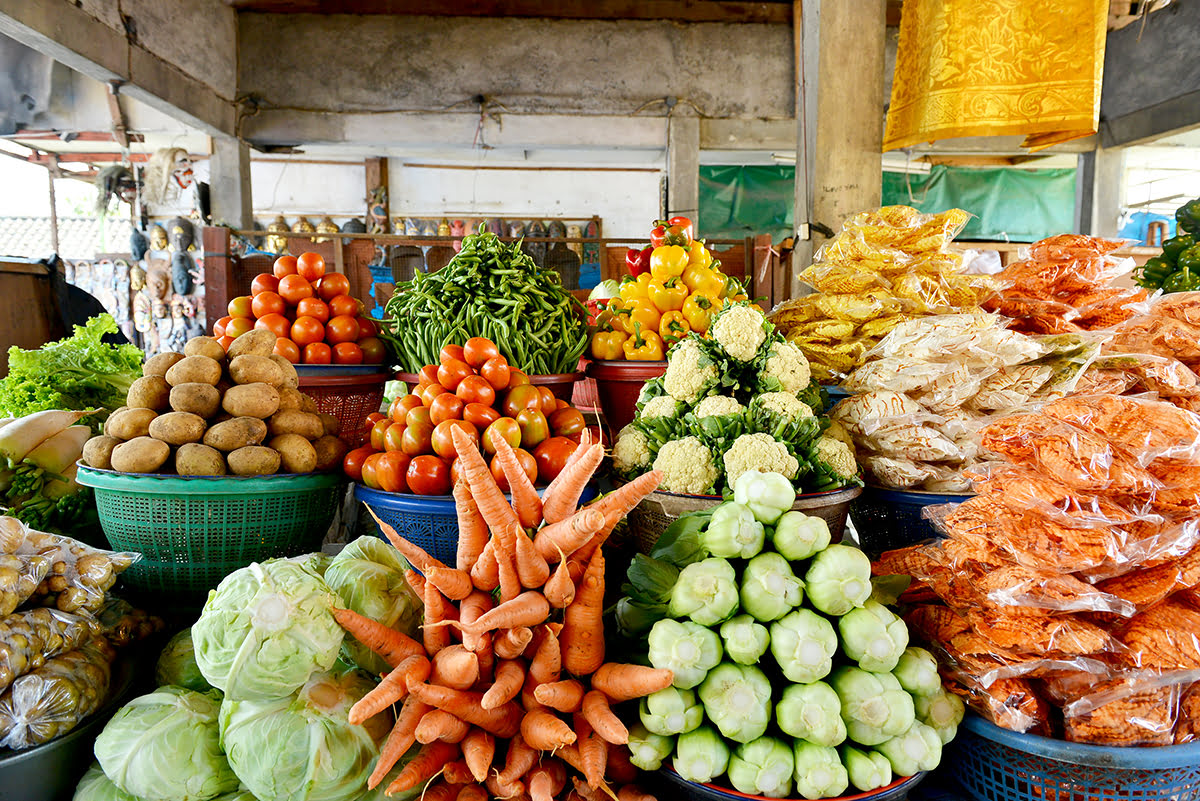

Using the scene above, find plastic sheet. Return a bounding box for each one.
[1042,395,1200,465]
[0,638,113,749]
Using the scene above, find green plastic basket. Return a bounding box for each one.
[76,466,344,600]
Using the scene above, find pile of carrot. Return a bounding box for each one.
[336,426,672,800]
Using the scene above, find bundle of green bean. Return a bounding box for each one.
[380,232,590,375]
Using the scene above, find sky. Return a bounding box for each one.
[0,157,98,217]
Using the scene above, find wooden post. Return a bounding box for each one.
[365,157,389,234]
[202,226,233,332]
[667,115,700,222]
[46,168,59,254]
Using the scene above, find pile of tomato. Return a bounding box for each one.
[343,337,595,496]
[212,252,388,365]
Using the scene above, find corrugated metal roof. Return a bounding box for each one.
[0,216,135,260]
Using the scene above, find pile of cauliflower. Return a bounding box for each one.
[613,303,860,496]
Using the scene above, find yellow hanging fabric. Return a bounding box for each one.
[884,0,1108,153]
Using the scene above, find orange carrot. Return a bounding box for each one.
[416,709,471,744]
[533,508,605,561]
[442,761,473,785]
[494,627,533,660]
[493,522,522,604]
[513,525,551,588]
[486,773,525,800]
[556,744,586,776]
[541,444,604,525]
[534,679,585,713]
[521,671,544,712]
[543,542,577,609]
[582,690,628,744]
[425,565,473,601]
[368,694,430,789]
[366,504,454,575]
[423,781,457,801]
[560,548,606,676]
[455,784,488,801]
[575,471,662,561]
[459,590,494,653]
[617,784,657,801]
[528,759,568,801]
[430,644,480,691]
[498,733,540,785]
[408,682,523,737]
[572,775,611,801]
[591,664,673,702]
[606,744,638,785]
[528,626,561,685]
[387,741,458,796]
[470,540,500,592]
[543,428,591,502]
[575,714,608,789]
[454,478,489,572]
[493,433,543,529]
[405,568,427,598]
[566,557,587,583]
[475,632,495,684]
[461,727,495,782]
[450,425,520,533]
[460,591,549,635]
[521,708,576,751]
[423,579,454,656]
[482,658,526,710]
[333,608,424,668]
[349,654,431,724]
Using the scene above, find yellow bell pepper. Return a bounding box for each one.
[590,329,628,361]
[619,273,652,302]
[688,241,713,270]
[648,277,688,313]
[623,323,665,360]
[682,263,728,297]
[650,245,689,282]
[682,291,719,334]
[659,311,691,347]
[613,296,661,336]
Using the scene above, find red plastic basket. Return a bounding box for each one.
[298,371,388,447]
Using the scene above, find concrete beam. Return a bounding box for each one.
[1075,148,1123,237]
[700,119,797,151]
[667,115,700,220]
[210,136,253,228]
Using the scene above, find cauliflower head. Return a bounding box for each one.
[642,395,682,419]
[749,392,818,446]
[814,435,858,479]
[757,391,813,420]
[757,339,812,395]
[694,395,744,418]
[663,337,720,403]
[613,425,653,474]
[711,304,770,362]
[723,433,800,485]
[653,436,720,495]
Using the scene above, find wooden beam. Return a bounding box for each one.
[7,130,145,143]
[106,83,129,149]
[22,152,152,164]
[224,0,793,23]
[920,155,1018,167]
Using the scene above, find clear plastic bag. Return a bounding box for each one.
[0,607,99,694]
[921,465,974,493]
[1061,670,1198,746]
[964,609,1120,659]
[1111,315,1200,366]
[1041,394,1200,466]
[1091,352,1200,397]
[0,517,24,554]
[1175,681,1200,743]
[95,598,165,649]
[0,638,113,749]
[860,455,935,489]
[829,390,928,437]
[0,553,50,616]
[15,527,139,615]
[970,364,1055,412]
[947,676,1052,735]
[1117,600,1200,671]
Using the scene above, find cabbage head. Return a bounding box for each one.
[94,687,238,801]
[219,667,390,801]
[325,537,422,675]
[155,628,211,692]
[74,763,259,801]
[193,558,344,700]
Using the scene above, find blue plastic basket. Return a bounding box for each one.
[950,714,1200,801]
[355,483,600,566]
[849,485,970,557]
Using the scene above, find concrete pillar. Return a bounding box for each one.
[1075,148,1124,237]
[209,136,252,229]
[667,114,700,222]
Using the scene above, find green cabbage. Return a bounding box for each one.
[193,559,344,701]
[155,628,211,692]
[74,764,257,801]
[95,687,238,801]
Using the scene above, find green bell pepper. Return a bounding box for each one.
[1176,198,1200,235]
[1136,256,1175,290]
[1177,244,1200,274]
[1164,266,1200,293]
[1162,234,1195,263]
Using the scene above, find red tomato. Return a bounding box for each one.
[508,370,530,387]
[406,455,452,496]
[463,337,500,368]
[327,315,360,345]
[419,383,447,407]
[225,317,255,339]
[216,335,234,351]
[291,316,326,346]
[278,274,315,305]
[490,448,537,492]
[251,291,285,319]
[481,356,511,391]
[537,387,558,415]
[366,412,388,427]
[342,445,375,482]
[303,342,332,364]
[357,317,379,338]
[501,385,541,418]
[463,403,500,430]
[212,316,232,337]
[255,313,292,340]
[316,273,350,301]
[482,418,521,456]
[295,297,330,324]
[358,337,386,364]
[328,294,359,319]
[297,252,327,282]
[361,452,384,489]
[418,365,440,386]
[430,393,465,425]
[333,342,364,365]
[548,407,586,438]
[449,458,463,487]
[388,397,409,423]
[555,399,570,410]
[273,337,301,364]
[533,437,579,484]
[376,452,410,493]
[456,375,496,407]
[401,423,433,457]
[437,359,474,391]
[440,344,467,365]
[432,419,479,460]
[251,273,280,296]
[383,422,407,452]
[515,408,549,449]
[401,395,424,413]
[370,418,392,452]
[406,406,433,430]
[273,255,299,278]
[228,295,253,318]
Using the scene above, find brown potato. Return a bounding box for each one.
[110,437,170,473]
[169,383,221,418]
[229,355,284,388]
[126,375,171,411]
[142,352,184,377]
[269,355,300,390]
[82,435,121,470]
[227,330,277,359]
[312,435,349,472]
[227,446,281,476]
[299,393,319,414]
[148,412,206,446]
[174,443,226,476]
[318,413,341,437]
[203,417,268,452]
[277,387,305,411]
[184,336,226,361]
[105,408,158,440]
[222,383,280,419]
[267,409,324,440]
[269,434,317,474]
[165,355,222,387]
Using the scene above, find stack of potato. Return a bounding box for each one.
[82,330,348,476]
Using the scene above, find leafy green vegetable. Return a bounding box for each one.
[628,723,675,771]
[647,618,723,689]
[701,502,765,559]
[769,609,837,684]
[914,688,965,745]
[674,726,731,783]
[830,666,915,746]
[718,615,770,666]
[650,509,714,569]
[893,647,942,697]
[876,721,943,775]
[740,552,804,622]
[837,600,909,673]
[842,746,892,793]
[698,663,773,744]
[771,511,830,561]
[639,686,705,736]
[668,557,739,626]
[154,628,211,692]
[775,681,846,748]
[733,468,797,525]
[791,741,849,800]
[728,736,795,798]
[804,544,873,616]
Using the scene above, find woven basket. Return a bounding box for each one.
[297,368,388,448]
[849,485,971,557]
